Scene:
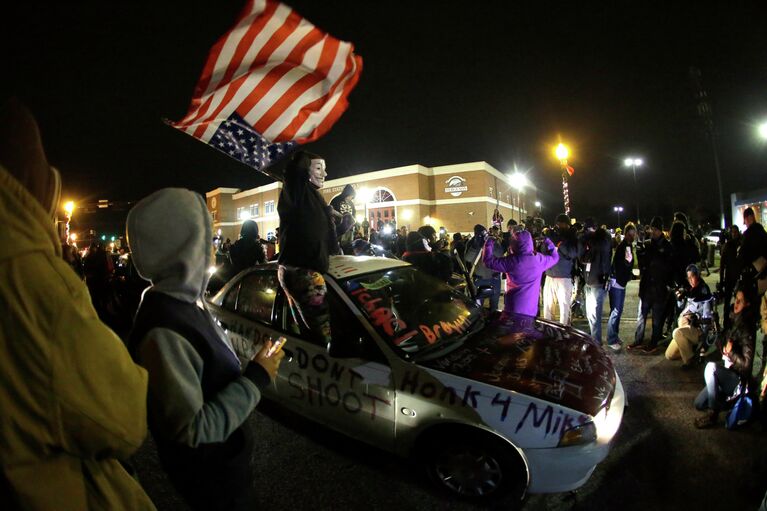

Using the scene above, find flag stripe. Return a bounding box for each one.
[176,0,273,127]
[170,0,362,174]
[278,52,360,143]
[253,37,339,136]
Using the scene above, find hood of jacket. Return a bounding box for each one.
[240,219,259,240]
[127,188,211,303]
[511,230,534,255]
[340,183,355,199]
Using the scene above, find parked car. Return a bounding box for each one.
[705,229,723,245]
[207,256,625,502]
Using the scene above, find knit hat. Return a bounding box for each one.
[685,263,700,276]
[650,216,663,231]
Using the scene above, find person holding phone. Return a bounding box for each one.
[127,188,284,511]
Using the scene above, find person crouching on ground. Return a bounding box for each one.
[665,264,713,368]
[693,286,756,429]
[482,227,559,316]
[127,188,283,510]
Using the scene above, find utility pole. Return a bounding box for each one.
[689,66,725,228]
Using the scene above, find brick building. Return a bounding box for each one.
[206,161,534,242]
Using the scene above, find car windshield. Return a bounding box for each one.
[339,266,483,359]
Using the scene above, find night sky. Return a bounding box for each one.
[6,1,767,231]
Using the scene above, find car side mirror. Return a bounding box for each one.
[327,336,363,359]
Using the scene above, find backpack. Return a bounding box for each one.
[725,390,753,430]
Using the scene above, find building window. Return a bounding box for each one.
[250,203,259,217]
[264,200,275,214]
[236,206,244,220]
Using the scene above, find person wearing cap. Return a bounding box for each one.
[665,264,713,368]
[543,213,578,325]
[578,217,613,344]
[628,216,674,354]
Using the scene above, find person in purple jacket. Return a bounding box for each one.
[483,228,559,316]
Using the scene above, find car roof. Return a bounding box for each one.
[326,255,411,279]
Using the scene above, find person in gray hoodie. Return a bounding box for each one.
[542,213,578,325]
[127,188,283,511]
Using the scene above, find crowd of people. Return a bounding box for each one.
[2,97,766,510]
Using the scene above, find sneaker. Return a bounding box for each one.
[607,341,623,351]
[626,343,643,352]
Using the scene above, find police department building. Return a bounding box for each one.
[206,161,533,242]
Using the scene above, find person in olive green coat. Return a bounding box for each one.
[0,98,155,510]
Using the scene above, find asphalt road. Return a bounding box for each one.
[133,271,767,510]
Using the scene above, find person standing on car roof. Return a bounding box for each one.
[329,184,356,254]
[127,188,284,511]
[482,226,559,316]
[0,98,154,510]
[273,150,352,345]
[464,224,503,311]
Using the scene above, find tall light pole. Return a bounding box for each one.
[63,201,75,244]
[509,171,529,222]
[613,205,624,228]
[623,157,642,224]
[759,122,767,140]
[554,143,573,216]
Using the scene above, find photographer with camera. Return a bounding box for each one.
[665,264,713,368]
[628,216,674,354]
[578,217,613,344]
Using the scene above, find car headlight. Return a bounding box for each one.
[558,421,597,447]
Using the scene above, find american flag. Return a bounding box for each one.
[170,0,363,174]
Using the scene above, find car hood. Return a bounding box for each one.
[422,313,616,417]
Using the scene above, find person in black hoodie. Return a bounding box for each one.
[606,222,637,350]
[402,231,452,283]
[276,151,349,346]
[628,216,674,353]
[127,188,283,511]
[578,217,612,344]
[329,184,356,253]
[229,219,266,275]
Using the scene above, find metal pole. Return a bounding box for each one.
[709,128,726,229]
[632,164,640,224]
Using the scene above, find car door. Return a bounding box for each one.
[214,270,283,369]
[273,283,396,451]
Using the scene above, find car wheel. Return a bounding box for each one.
[422,431,527,502]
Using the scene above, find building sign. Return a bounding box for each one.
[444,176,468,197]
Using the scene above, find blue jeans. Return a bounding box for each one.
[607,286,626,345]
[585,285,606,343]
[475,276,501,311]
[634,297,668,347]
[694,362,741,412]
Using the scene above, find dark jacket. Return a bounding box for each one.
[545,227,578,279]
[278,154,339,273]
[611,239,635,287]
[329,184,356,217]
[229,220,266,275]
[720,235,741,289]
[670,236,698,287]
[637,235,674,302]
[720,310,756,379]
[737,222,767,278]
[578,228,612,287]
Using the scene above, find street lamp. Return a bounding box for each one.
[554,143,573,215]
[534,200,542,217]
[613,205,624,228]
[509,171,529,221]
[759,122,767,140]
[623,157,643,224]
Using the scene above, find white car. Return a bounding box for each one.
[208,256,625,501]
[705,230,723,245]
